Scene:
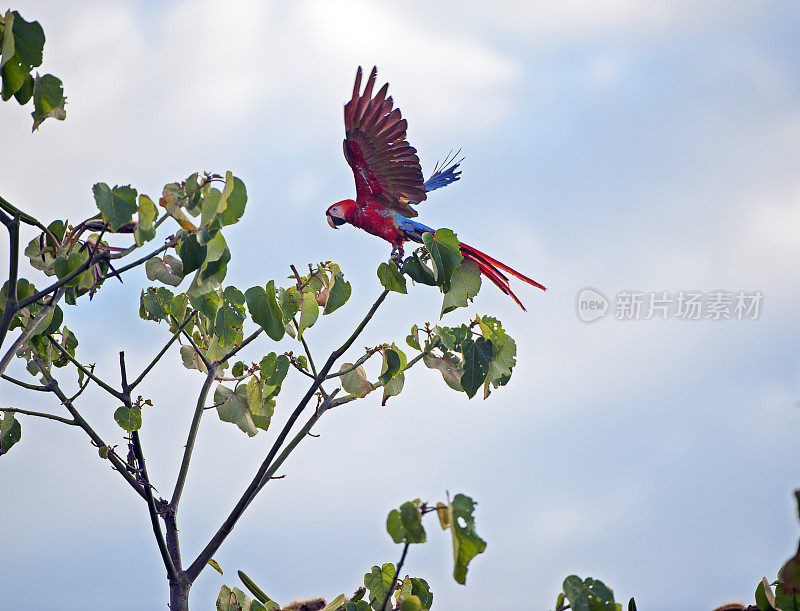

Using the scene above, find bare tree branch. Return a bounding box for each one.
[170,365,218,509]
[0,212,20,350]
[1,373,50,391]
[120,351,177,581]
[0,406,76,425]
[185,289,390,581]
[129,312,197,390]
[46,335,126,401]
[34,357,147,501]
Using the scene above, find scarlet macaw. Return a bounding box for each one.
[326,67,545,309]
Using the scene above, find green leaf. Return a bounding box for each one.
[563,576,619,611]
[379,348,402,386]
[260,353,290,388]
[245,281,284,341]
[31,73,66,131]
[208,559,223,575]
[377,261,407,294]
[224,286,246,306]
[422,229,462,289]
[215,384,257,436]
[340,363,375,398]
[406,325,421,350]
[0,412,21,456]
[93,183,137,231]
[448,494,486,584]
[146,255,184,287]
[364,564,396,611]
[324,272,352,314]
[237,570,279,608]
[219,172,247,227]
[345,602,371,611]
[245,376,274,432]
[177,231,207,275]
[279,286,302,323]
[460,336,493,399]
[190,289,220,320]
[408,578,432,609]
[135,195,157,245]
[775,585,800,611]
[13,72,32,103]
[379,345,407,406]
[399,596,423,611]
[402,253,438,286]
[188,232,230,298]
[215,301,245,347]
[756,577,778,611]
[422,352,463,392]
[441,258,481,316]
[387,501,426,544]
[320,594,348,611]
[216,585,252,611]
[1,11,44,103]
[478,316,516,398]
[297,290,319,337]
[140,287,175,321]
[114,405,142,433]
[8,11,43,69]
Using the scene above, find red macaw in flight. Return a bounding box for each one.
[326,66,546,309]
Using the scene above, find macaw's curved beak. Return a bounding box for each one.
[327,214,345,229]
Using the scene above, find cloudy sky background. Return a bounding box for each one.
[2,1,800,609]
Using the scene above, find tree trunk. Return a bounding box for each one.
[169,573,191,611]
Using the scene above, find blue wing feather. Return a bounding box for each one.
[424,150,463,193]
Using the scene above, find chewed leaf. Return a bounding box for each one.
[447,494,486,584]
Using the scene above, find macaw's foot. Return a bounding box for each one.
[390,245,404,264]
[413,245,429,262]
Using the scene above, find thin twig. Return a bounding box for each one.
[382,542,410,611]
[120,351,177,581]
[325,348,380,379]
[130,312,197,390]
[1,373,50,391]
[298,326,328,398]
[66,364,94,403]
[17,248,107,310]
[170,366,218,509]
[46,335,125,401]
[0,407,76,425]
[0,212,20,350]
[252,389,340,498]
[185,289,390,581]
[107,238,175,271]
[34,357,146,500]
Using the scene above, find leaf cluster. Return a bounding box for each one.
[0,9,65,130]
[216,492,481,610]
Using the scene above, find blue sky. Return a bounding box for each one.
[2,1,800,609]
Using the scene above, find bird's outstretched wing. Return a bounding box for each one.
[343,66,426,218]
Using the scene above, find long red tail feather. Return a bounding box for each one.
[459,241,545,311]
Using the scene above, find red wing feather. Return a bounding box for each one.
[343,66,426,217]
